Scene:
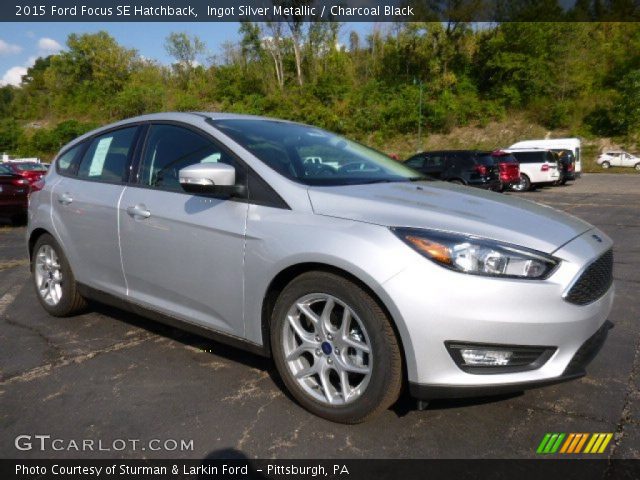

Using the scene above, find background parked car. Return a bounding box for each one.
[550,149,577,184]
[509,138,582,178]
[404,150,501,190]
[2,161,48,186]
[506,148,560,191]
[491,150,521,191]
[597,151,640,170]
[0,163,30,224]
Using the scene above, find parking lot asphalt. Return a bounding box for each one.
[0,173,638,460]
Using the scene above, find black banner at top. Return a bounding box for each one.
[6,0,640,22]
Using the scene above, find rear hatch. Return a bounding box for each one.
[0,168,29,204]
[475,153,500,183]
[492,151,520,182]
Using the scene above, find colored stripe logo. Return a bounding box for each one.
[537,433,613,454]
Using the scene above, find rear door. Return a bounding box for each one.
[118,123,248,337]
[51,126,140,297]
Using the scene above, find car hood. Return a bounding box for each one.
[307,181,593,254]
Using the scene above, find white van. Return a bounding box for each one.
[509,138,581,177]
[504,148,560,191]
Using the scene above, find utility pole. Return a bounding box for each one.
[413,77,423,152]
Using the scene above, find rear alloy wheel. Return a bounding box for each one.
[271,272,402,423]
[601,161,610,169]
[32,234,86,316]
[511,174,531,192]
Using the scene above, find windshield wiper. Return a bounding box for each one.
[356,179,403,184]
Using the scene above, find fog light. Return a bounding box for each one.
[460,349,513,366]
[445,341,556,374]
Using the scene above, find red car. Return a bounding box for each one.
[0,163,30,224]
[492,150,521,191]
[3,161,48,186]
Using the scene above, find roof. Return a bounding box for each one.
[57,111,298,154]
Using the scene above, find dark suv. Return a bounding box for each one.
[405,150,501,190]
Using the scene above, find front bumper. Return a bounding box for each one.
[380,229,614,394]
[409,320,613,400]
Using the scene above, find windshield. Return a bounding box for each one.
[0,164,13,175]
[212,119,427,186]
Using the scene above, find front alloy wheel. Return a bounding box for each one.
[271,271,402,423]
[282,293,372,405]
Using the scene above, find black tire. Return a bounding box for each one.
[511,174,531,192]
[635,163,640,171]
[31,233,87,316]
[270,271,403,424]
[449,179,465,185]
[601,161,610,169]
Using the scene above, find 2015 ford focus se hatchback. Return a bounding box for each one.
[27,113,614,423]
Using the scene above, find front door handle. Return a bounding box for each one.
[58,193,73,205]
[126,204,151,219]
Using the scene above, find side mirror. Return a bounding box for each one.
[179,163,244,197]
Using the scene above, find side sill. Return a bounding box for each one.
[77,283,269,358]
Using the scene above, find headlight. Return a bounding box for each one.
[391,227,558,279]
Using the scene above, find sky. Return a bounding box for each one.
[0,22,375,86]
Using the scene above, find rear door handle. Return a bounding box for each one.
[58,193,73,205]
[126,204,151,219]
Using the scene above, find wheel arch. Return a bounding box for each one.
[28,228,52,260]
[260,262,411,384]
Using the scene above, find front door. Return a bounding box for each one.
[118,124,248,337]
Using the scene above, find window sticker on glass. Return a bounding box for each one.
[89,137,113,177]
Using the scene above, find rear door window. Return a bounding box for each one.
[77,127,138,183]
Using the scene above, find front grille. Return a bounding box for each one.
[565,249,613,305]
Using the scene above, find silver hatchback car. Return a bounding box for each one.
[27,113,614,423]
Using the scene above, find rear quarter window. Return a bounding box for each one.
[55,144,84,175]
